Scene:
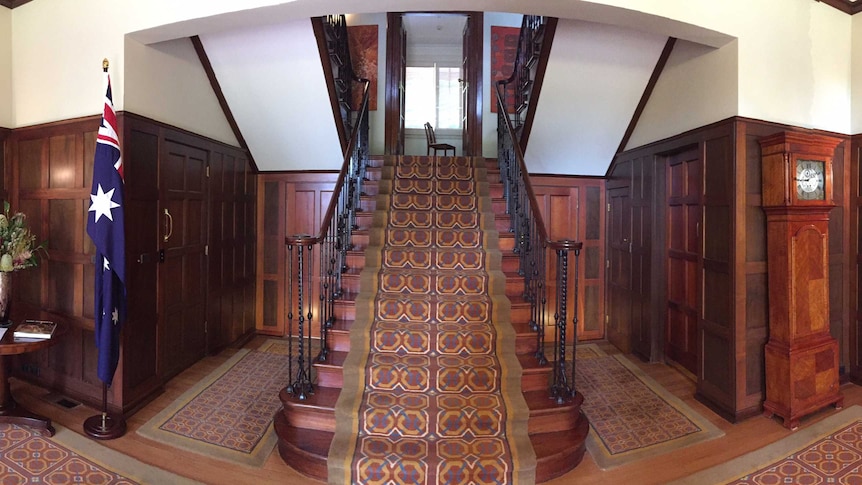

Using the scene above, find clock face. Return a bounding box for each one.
[796,159,825,201]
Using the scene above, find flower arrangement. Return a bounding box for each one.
[0,201,42,272]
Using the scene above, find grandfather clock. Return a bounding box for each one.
[760,131,843,430]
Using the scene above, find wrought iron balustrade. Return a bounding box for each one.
[284,17,370,398]
[496,15,582,403]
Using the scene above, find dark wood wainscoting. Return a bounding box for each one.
[607,117,850,422]
[850,134,862,384]
[5,113,255,415]
[531,175,606,341]
[256,170,606,341]
[256,172,338,337]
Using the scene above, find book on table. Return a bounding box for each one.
[13,320,56,339]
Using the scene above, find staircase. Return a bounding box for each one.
[274,155,588,483]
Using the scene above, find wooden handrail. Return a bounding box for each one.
[314,79,369,245]
[495,81,550,245]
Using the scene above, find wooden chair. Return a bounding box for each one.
[423,122,456,157]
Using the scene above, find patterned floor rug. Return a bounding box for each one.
[328,156,534,484]
[672,405,862,484]
[576,344,724,470]
[137,339,301,467]
[0,422,196,484]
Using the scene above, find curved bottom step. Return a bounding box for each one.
[275,408,590,483]
[274,412,330,481]
[532,411,591,483]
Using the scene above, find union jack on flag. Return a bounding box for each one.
[86,74,126,386]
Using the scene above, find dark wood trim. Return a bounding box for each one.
[190,35,258,173]
[849,133,862,383]
[615,37,677,155]
[816,0,862,15]
[310,17,349,153]
[519,17,558,153]
[530,173,606,180]
[384,12,404,155]
[256,169,340,177]
[0,0,34,9]
[465,12,483,157]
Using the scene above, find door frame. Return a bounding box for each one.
[384,11,483,156]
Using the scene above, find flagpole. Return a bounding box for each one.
[84,59,127,441]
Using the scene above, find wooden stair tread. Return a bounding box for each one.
[316,350,347,368]
[281,385,341,411]
[531,423,589,483]
[275,415,331,480]
[523,389,583,414]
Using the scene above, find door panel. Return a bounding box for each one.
[666,148,700,375]
[160,140,208,378]
[606,186,632,352]
[462,13,483,156]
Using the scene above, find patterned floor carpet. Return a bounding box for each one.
[0,422,194,484]
[137,339,308,467]
[674,405,862,484]
[576,344,723,469]
[329,156,534,484]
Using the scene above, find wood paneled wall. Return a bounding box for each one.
[256,172,338,336]
[256,169,605,341]
[849,134,862,384]
[607,117,850,422]
[5,113,255,414]
[531,175,605,341]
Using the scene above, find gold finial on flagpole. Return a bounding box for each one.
[102,58,109,72]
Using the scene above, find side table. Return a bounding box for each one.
[0,322,63,436]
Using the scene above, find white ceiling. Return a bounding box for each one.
[403,14,467,44]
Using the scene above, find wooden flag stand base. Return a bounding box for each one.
[84,383,126,440]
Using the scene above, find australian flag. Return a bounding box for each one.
[86,74,126,386]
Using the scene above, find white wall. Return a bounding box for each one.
[0,8,10,128]
[124,37,237,146]
[851,14,862,134]
[482,12,522,158]
[346,13,386,156]
[584,0,852,136]
[626,39,738,151]
[5,0,859,172]
[525,19,666,176]
[199,20,342,171]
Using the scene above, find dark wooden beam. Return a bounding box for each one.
[310,17,349,153]
[190,35,258,173]
[384,12,405,155]
[0,0,34,9]
[816,0,862,14]
[615,37,677,155]
[465,12,483,157]
[519,17,558,153]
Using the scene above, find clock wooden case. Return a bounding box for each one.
[759,131,843,430]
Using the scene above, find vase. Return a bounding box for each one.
[0,271,11,327]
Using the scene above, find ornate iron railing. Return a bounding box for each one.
[496,25,582,402]
[283,75,370,400]
[497,15,547,132]
[319,14,363,149]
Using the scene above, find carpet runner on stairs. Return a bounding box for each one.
[328,155,535,484]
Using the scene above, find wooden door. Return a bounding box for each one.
[461,20,469,154]
[461,13,483,156]
[666,148,701,375]
[606,186,632,352]
[160,139,208,379]
[384,13,407,155]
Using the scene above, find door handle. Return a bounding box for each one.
[163,208,173,243]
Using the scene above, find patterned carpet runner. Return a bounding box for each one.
[674,406,862,484]
[0,422,194,483]
[138,339,308,467]
[330,156,533,484]
[575,344,723,469]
